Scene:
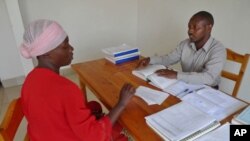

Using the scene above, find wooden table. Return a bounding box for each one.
[71,58,241,141]
[71,58,181,141]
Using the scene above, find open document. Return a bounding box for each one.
[145,101,220,141]
[132,64,167,81]
[162,81,204,97]
[181,87,247,121]
[132,64,178,89]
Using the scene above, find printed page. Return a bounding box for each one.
[181,87,247,121]
[163,81,204,96]
[132,64,166,81]
[147,73,177,89]
[181,93,225,120]
[135,86,169,105]
[145,102,219,141]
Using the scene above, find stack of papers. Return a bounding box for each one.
[135,86,169,105]
[145,101,220,141]
[102,44,140,64]
[194,122,230,141]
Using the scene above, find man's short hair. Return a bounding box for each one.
[193,11,214,26]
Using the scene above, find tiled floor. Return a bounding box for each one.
[0,72,133,140]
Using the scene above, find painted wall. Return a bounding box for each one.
[19,0,138,64]
[0,0,26,86]
[137,0,250,55]
[137,0,250,102]
[1,0,249,101]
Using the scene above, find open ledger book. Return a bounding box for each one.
[180,86,247,121]
[132,64,178,89]
[145,101,220,141]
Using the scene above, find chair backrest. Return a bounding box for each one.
[221,48,250,97]
[0,98,28,141]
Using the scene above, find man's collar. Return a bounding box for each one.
[190,36,213,52]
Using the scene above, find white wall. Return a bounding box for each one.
[137,0,250,55]
[1,0,249,101]
[0,0,30,87]
[137,0,250,102]
[19,0,138,64]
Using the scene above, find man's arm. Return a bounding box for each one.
[149,43,183,66]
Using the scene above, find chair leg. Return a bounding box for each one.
[24,133,29,141]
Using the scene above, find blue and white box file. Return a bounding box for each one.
[102,44,139,57]
[102,44,140,64]
[105,55,139,64]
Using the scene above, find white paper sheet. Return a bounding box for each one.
[135,86,169,105]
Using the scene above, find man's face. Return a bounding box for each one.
[187,17,211,43]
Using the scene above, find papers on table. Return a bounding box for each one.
[135,82,246,140]
[163,81,204,97]
[181,86,247,121]
[132,64,179,89]
[194,122,230,141]
[132,64,167,81]
[145,101,220,141]
[147,73,178,90]
[135,86,169,105]
[134,78,247,141]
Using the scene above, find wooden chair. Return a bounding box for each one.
[221,48,250,97]
[0,98,28,141]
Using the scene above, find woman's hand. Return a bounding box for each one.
[117,83,136,107]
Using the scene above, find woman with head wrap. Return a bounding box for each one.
[20,19,135,141]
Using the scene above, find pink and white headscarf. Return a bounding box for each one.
[20,19,67,59]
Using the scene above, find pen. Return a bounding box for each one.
[178,87,205,98]
[175,88,189,97]
[187,87,205,94]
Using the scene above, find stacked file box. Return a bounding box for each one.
[102,44,140,64]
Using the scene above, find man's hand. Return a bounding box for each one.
[155,69,177,79]
[135,57,150,69]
